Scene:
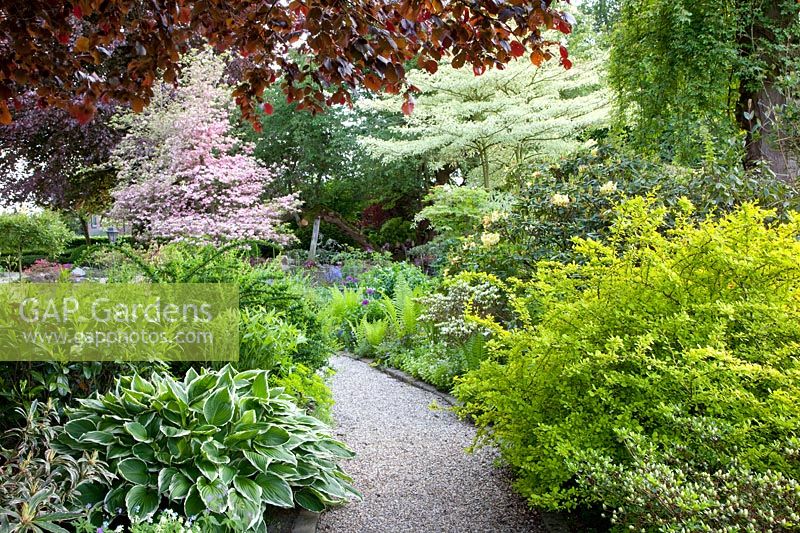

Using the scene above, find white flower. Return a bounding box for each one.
[550,193,571,207]
[600,181,618,195]
[480,232,501,247]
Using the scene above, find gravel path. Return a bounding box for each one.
[318,355,544,533]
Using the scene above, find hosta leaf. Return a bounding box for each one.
[223,429,260,445]
[169,473,193,500]
[158,467,178,494]
[64,418,95,440]
[201,440,230,464]
[160,425,191,438]
[220,464,236,485]
[196,458,219,481]
[81,430,116,446]
[131,374,155,395]
[125,485,159,521]
[184,486,205,517]
[228,491,261,530]
[311,473,347,499]
[103,485,126,515]
[165,378,189,407]
[203,386,234,426]
[107,443,131,460]
[124,422,151,443]
[167,437,191,462]
[243,450,271,474]
[317,439,356,459]
[233,476,263,505]
[191,425,219,436]
[118,458,151,485]
[187,373,218,403]
[238,409,257,426]
[255,444,297,466]
[75,481,106,507]
[256,426,291,447]
[197,477,228,514]
[294,488,325,513]
[252,372,269,399]
[132,443,156,462]
[255,473,294,508]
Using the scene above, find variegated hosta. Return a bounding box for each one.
[58,366,358,530]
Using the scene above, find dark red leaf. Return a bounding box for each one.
[562,58,573,70]
[72,5,83,19]
[559,45,569,60]
[262,102,274,115]
[510,41,525,57]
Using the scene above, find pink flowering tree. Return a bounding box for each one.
[110,50,300,244]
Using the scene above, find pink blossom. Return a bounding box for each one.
[109,50,300,245]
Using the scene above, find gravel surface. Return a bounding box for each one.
[318,355,544,533]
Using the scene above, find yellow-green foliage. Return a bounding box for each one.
[455,199,800,518]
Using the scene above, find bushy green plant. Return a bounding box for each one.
[59,366,359,530]
[455,199,800,525]
[379,278,424,341]
[411,185,513,273]
[236,308,332,418]
[0,400,114,532]
[360,261,430,298]
[418,272,513,345]
[238,308,303,371]
[270,365,334,423]
[0,361,166,433]
[449,145,800,277]
[353,317,389,357]
[575,427,800,532]
[0,210,74,277]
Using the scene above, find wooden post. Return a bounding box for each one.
[308,216,321,261]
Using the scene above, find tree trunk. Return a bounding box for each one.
[318,209,375,251]
[736,1,799,182]
[78,215,92,245]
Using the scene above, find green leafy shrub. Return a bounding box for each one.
[0,361,166,433]
[455,199,800,525]
[0,400,113,532]
[360,261,430,298]
[576,428,800,532]
[418,272,513,345]
[270,365,334,423]
[59,366,359,530]
[0,210,74,277]
[449,145,800,277]
[238,307,304,371]
[236,308,332,418]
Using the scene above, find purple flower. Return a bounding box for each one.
[366,287,376,296]
[361,299,370,306]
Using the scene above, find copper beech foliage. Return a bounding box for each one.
[0,0,573,127]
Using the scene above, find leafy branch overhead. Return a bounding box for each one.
[0,1,575,125]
